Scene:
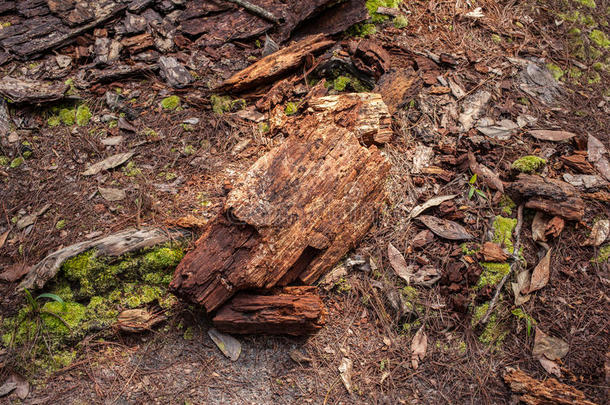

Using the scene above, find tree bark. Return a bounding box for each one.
[170,93,391,312]
[213,287,326,335]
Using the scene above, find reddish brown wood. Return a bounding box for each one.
[213,287,327,335]
[170,93,391,312]
[507,174,584,221]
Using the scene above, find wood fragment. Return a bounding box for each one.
[225,0,280,24]
[507,174,585,221]
[0,77,67,103]
[170,93,391,312]
[480,242,509,262]
[218,34,334,92]
[213,286,326,335]
[503,367,598,405]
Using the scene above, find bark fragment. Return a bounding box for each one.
[0,77,67,103]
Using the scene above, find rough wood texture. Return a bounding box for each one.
[213,286,326,335]
[218,34,334,92]
[507,174,584,221]
[0,77,68,103]
[503,368,598,405]
[20,227,190,290]
[171,93,391,312]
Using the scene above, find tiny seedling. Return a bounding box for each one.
[467,174,487,200]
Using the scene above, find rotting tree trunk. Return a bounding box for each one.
[507,174,584,221]
[212,286,327,335]
[170,93,391,312]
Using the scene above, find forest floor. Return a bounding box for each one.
[0,0,609,404]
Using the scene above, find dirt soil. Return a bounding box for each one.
[1,0,609,404]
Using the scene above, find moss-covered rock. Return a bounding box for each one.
[511,156,546,173]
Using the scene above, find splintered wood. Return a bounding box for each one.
[171,93,391,324]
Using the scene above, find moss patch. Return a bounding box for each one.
[59,108,75,125]
[10,157,24,168]
[592,244,610,263]
[47,115,61,127]
[477,262,511,289]
[161,95,180,110]
[284,101,298,116]
[76,105,92,126]
[471,302,508,348]
[511,156,546,173]
[210,94,232,114]
[332,74,369,92]
[491,216,517,253]
[347,23,377,37]
[546,63,564,80]
[590,29,610,48]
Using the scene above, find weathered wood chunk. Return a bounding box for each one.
[0,77,68,103]
[507,174,585,221]
[213,286,326,335]
[218,34,334,93]
[170,93,391,312]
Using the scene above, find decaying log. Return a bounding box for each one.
[218,34,335,92]
[213,286,326,335]
[291,0,369,40]
[503,367,598,405]
[170,93,391,312]
[20,227,191,290]
[0,77,68,103]
[373,68,420,114]
[507,174,585,221]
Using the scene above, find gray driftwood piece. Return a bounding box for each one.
[20,227,191,290]
[0,77,68,104]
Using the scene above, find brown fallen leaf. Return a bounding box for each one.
[338,357,353,394]
[545,216,565,239]
[4,373,28,400]
[480,242,509,262]
[208,328,241,361]
[583,219,609,246]
[538,356,562,377]
[409,194,457,219]
[418,215,473,240]
[533,327,569,360]
[530,129,577,141]
[411,326,427,369]
[410,230,434,249]
[0,230,8,249]
[98,187,126,202]
[512,270,531,305]
[82,152,134,176]
[526,248,552,293]
[410,266,441,287]
[388,242,413,282]
[116,308,166,333]
[531,211,549,243]
[468,152,504,193]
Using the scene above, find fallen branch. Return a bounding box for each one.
[480,204,524,325]
[226,0,280,24]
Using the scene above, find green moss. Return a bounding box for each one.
[592,244,610,263]
[546,63,564,80]
[10,157,24,168]
[568,67,582,79]
[588,71,602,84]
[55,220,66,230]
[401,286,419,301]
[284,101,298,116]
[347,23,377,37]
[394,15,408,28]
[333,75,351,91]
[477,262,511,289]
[332,74,369,92]
[366,0,401,23]
[0,22,11,28]
[471,302,507,348]
[0,156,9,166]
[76,105,92,126]
[183,145,196,155]
[210,94,231,114]
[59,108,75,125]
[230,98,246,111]
[41,301,86,336]
[50,281,75,301]
[161,95,180,110]
[461,243,479,256]
[517,97,530,106]
[511,156,546,173]
[47,115,61,127]
[492,216,517,253]
[574,0,596,8]
[590,29,610,48]
[183,327,194,340]
[499,195,516,215]
[336,276,352,293]
[122,161,142,177]
[491,34,502,44]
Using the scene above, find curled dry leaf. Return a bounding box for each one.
[411,326,427,369]
[410,266,441,287]
[388,243,413,282]
[409,194,457,219]
[116,308,165,333]
[584,219,609,247]
[208,328,241,361]
[338,357,353,394]
[533,328,569,360]
[4,374,28,400]
[538,356,562,377]
[529,130,577,141]
[418,215,473,240]
[512,270,531,305]
[527,248,552,293]
[82,152,134,176]
[532,211,549,242]
[468,152,504,193]
[0,230,8,249]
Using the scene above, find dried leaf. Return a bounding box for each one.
[529,130,577,141]
[533,328,569,360]
[468,152,504,192]
[527,248,552,293]
[388,243,413,282]
[538,356,562,377]
[545,216,565,239]
[410,266,441,287]
[289,349,312,364]
[4,374,28,400]
[0,263,30,283]
[531,211,549,243]
[480,242,509,262]
[411,327,427,369]
[338,357,353,394]
[0,230,8,249]
[418,215,473,240]
[98,187,126,202]
[208,328,241,361]
[409,194,457,219]
[82,152,134,176]
[512,270,531,305]
[410,230,434,249]
[16,203,51,230]
[0,381,16,397]
[584,219,609,247]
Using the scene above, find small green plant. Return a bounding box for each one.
[284,102,298,116]
[467,174,487,200]
[511,308,537,337]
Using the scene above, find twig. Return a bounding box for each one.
[225,0,280,24]
[480,204,524,325]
